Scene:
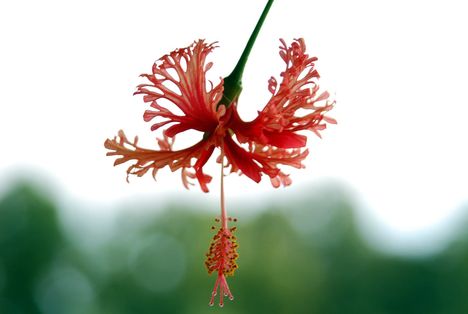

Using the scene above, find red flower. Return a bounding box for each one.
[104,34,335,307]
[104,38,335,193]
[104,0,335,308]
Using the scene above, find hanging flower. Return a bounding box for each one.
[104,0,335,307]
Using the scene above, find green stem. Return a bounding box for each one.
[219,0,274,107]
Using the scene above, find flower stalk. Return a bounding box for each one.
[220,0,275,107]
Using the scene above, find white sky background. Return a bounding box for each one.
[1,0,467,254]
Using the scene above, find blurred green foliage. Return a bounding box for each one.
[1,181,468,314]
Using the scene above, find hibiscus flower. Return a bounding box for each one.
[105,38,334,192]
[104,0,335,307]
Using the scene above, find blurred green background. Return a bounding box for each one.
[1,179,468,314]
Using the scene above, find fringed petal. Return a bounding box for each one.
[104,130,215,192]
[222,135,308,187]
[135,40,224,136]
[228,38,335,148]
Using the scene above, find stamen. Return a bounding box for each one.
[205,144,238,306]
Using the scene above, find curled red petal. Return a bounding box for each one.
[194,145,215,193]
[221,131,309,187]
[135,40,224,136]
[223,136,262,183]
[262,130,307,148]
[228,38,335,148]
[104,130,215,192]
